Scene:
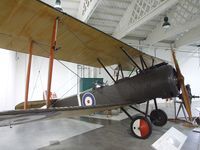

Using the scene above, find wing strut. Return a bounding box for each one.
[116,64,124,81]
[119,64,124,79]
[139,55,148,70]
[120,47,142,72]
[97,58,116,83]
[128,67,136,77]
[47,17,59,108]
[151,57,155,67]
[24,41,33,110]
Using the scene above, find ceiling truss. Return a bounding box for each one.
[145,0,200,45]
[112,0,178,39]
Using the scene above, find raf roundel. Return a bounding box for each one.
[82,92,96,106]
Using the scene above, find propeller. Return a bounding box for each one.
[172,50,192,120]
[15,100,46,110]
[188,44,200,48]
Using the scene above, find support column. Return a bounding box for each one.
[24,41,33,110]
[46,17,59,108]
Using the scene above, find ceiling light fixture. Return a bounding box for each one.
[162,16,170,29]
[54,0,63,11]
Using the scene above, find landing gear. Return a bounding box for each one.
[150,109,168,126]
[121,101,153,139]
[149,99,168,126]
[130,116,152,139]
[121,99,168,139]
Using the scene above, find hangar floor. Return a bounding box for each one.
[39,118,200,150]
[0,101,200,150]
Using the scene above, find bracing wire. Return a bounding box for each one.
[35,41,81,78]
[60,82,78,99]
[198,47,200,67]
[30,70,40,100]
[57,60,81,78]
[31,16,104,98]
[39,72,44,93]
[55,75,76,94]
[34,41,81,98]
[30,57,44,100]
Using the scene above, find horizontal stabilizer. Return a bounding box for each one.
[15,100,46,110]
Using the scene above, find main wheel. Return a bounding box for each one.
[150,109,168,126]
[130,116,152,139]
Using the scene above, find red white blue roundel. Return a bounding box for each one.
[82,92,96,106]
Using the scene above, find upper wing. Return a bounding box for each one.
[0,0,161,70]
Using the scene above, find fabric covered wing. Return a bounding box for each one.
[0,104,126,127]
[0,0,161,70]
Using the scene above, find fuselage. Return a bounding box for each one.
[53,64,180,107]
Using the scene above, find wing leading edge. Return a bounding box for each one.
[0,104,129,127]
[0,0,162,70]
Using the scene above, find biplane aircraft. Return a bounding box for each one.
[0,0,192,139]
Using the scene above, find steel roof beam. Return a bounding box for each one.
[113,0,178,39]
[146,14,200,45]
[175,25,200,48]
[146,0,200,45]
[77,0,102,22]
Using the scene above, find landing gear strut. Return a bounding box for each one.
[130,115,152,139]
[121,101,152,139]
[121,99,168,139]
[150,99,168,126]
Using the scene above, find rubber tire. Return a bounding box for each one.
[150,109,168,126]
[130,115,152,139]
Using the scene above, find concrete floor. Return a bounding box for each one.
[39,117,200,150]
[0,118,103,150]
[39,101,200,150]
[0,101,200,150]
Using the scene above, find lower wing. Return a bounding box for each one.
[0,103,130,127]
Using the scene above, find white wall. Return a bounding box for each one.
[15,53,78,105]
[143,46,200,97]
[176,48,200,96]
[0,46,200,111]
[0,49,16,111]
[0,49,131,111]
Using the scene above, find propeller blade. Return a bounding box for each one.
[172,51,192,120]
[15,100,46,110]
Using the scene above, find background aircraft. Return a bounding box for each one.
[0,0,192,139]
